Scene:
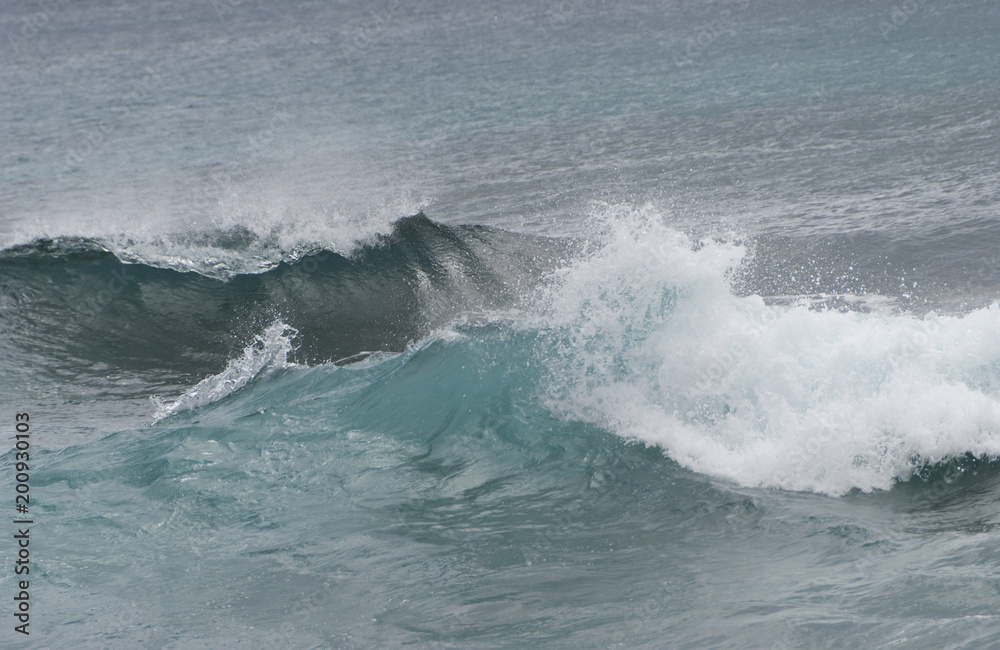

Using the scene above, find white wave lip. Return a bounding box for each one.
[539,205,1000,495]
[152,321,298,421]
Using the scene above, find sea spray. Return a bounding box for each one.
[151,321,298,421]
[533,206,1000,494]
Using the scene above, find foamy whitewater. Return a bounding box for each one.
[3,0,1000,647]
[537,208,1000,495]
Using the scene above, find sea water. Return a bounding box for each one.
[2,0,1000,647]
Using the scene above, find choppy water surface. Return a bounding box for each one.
[2,0,1000,647]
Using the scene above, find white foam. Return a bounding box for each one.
[537,204,1000,495]
[151,321,298,421]
[1,145,427,278]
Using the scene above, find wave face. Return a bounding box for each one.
[116,208,1000,496]
[0,214,573,377]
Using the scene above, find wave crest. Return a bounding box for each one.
[537,205,1000,494]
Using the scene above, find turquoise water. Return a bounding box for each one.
[3,0,1000,647]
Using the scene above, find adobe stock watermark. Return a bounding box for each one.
[741,83,831,173]
[5,0,70,58]
[83,601,155,647]
[878,0,932,38]
[546,0,587,26]
[767,620,801,650]
[72,263,136,329]
[693,306,779,392]
[850,467,946,580]
[519,447,644,565]
[339,0,402,62]
[69,465,121,512]
[189,109,294,214]
[609,575,795,647]
[276,249,334,295]
[772,85,831,141]
[989,250,1000,279]
[5,0,135,58]
[58,65,165,179]
[608,576,685,646]
[208,0,248,21]
[450,73,503,123]
[671,0,754,70]
[781,312,942,470]
[245,581,346,648]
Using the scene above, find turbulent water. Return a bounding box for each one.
[3,0,1000,647]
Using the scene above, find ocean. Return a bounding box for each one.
[2,0,1000,647]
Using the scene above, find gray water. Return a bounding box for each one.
[3,0,1000,647]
